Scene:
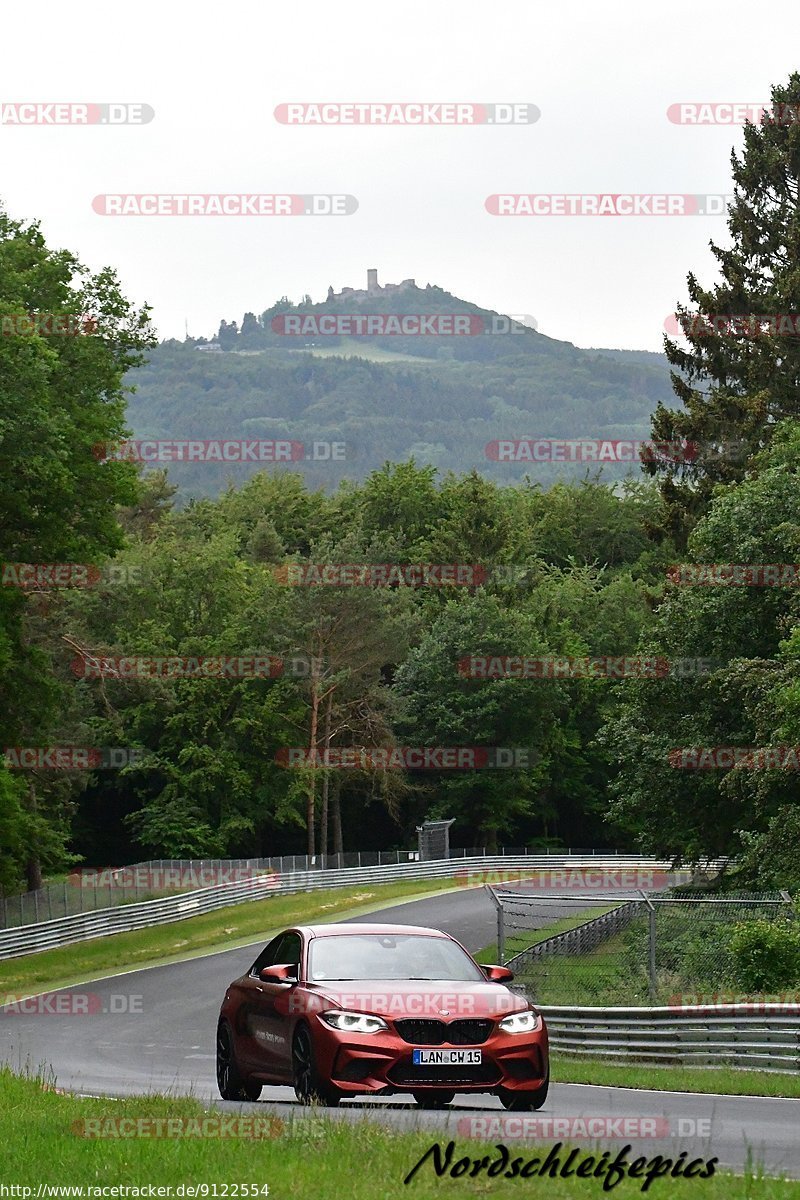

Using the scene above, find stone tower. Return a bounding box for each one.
[367,268,379,293]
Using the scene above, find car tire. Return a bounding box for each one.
[498,1070,549,1112]
[292,1025,341,1106]
[412,1091,455,1109]
[216,1021,262,1102]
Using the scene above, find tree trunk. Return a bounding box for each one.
[25,780,43,891]
[318,689,333,863]
[332,777,344,856]
[306,663,320,859]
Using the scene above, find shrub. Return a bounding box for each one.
[729,919,800,991]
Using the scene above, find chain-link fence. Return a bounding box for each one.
[490,888,796,1006]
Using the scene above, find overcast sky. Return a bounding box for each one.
[1,0,798,351]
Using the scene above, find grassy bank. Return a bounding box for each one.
[2,1068,799,1197]
[476,906,617,965]
[552,1053,800,1099]
[0,877,460,997]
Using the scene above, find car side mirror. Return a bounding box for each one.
[259,964,297,984]
[484,964,514,983]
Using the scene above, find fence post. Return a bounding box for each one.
[641,892,657,1003]
[485,886,504,965]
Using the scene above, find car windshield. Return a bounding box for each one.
[308,933,485,982]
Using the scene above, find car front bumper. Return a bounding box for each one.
[311,1015,549,1095]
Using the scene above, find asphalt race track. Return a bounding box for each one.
[2,884,799,1179]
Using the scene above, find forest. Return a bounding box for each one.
[3,74,800,899]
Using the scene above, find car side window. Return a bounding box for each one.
[250,933,288,976]
[250,931,302,977]
[274,933,302,974]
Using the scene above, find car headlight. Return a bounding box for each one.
[498,1009,541,1034]
[320,1010,388,1034]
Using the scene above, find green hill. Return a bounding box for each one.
[125,279,675,498]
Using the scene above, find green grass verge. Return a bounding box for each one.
[476,906,617,965]
[3,1067,799,1196]
[0,878,461,997]
[551,1053,800,1099]
[514,925,650,1006]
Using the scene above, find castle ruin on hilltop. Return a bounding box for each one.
[327,269,423,302]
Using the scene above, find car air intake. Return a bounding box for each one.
[389,1061,500,1086]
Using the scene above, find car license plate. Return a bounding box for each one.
[412,1049,482,1065]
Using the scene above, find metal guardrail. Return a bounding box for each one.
[0,846,633,930]
[0,855,682,961]
[538,1003,800,1071]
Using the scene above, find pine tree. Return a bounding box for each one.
[647,72,800,545]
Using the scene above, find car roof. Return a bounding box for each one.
[297,923,448,939]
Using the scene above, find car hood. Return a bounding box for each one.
[300,978,531,1021]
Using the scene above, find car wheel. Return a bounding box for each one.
[292,1025,341,1106]
[216,1021,262,1102]
[498,1071,549,1112]
[412,1091,455,1109]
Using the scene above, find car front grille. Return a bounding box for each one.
[393,1018,493,1046]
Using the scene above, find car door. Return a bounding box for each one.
[243,931,303,1080]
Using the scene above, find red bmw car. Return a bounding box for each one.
[217,922,548,1109]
